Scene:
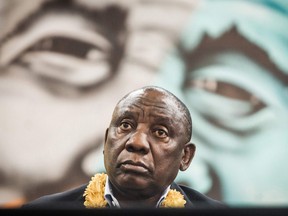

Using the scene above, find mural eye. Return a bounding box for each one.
[9,35,112,96]
[27,36,103,59]
[187,79,266,115]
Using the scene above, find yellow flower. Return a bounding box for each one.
[161,189,186,208]
[83,173,186,208]
[83,173,107,208]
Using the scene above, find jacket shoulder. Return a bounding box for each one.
[21,184,87,209]
[173,183,226,208]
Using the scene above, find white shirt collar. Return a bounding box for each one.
[104,177,120,208]
[104,176,171,208]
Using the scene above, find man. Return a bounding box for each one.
[21,86,224,208]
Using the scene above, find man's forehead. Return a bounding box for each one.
[115,89,183,119]
[115,104,178,128]
[119,89,171,108]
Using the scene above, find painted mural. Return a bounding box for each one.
[1,0,287,207]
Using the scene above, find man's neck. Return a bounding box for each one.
[105,177,170,208]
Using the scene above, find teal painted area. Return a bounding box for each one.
[154,0,288,206]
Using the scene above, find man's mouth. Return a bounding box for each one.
[119,160,149,173]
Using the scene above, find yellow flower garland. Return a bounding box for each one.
[161,189,186,208]
[83,173,108,208]
[83,173,186,208]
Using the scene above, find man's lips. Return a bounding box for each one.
[119,160,149,173]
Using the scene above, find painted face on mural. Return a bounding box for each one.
[156,0,288,205]
[0,0,193,205]
[0,0,153,203]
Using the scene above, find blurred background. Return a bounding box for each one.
[1,0,288,208]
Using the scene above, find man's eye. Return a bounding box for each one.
[119,122,132,131]
[154,129,168,138]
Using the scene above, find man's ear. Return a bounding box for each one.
[180,143,196,171]
[104,128,109,143]
[103,128,109,155]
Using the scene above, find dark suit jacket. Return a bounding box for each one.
[22,182,225,209]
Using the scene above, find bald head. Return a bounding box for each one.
[114,86,192,143]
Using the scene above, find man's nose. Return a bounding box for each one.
[125,128,150,154]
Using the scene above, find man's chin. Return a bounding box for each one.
[115,172,152,191]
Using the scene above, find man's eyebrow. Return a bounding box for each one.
[119,110,138,118]
[150,114,174,126]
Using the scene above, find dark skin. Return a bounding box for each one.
[103,87,196,207]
